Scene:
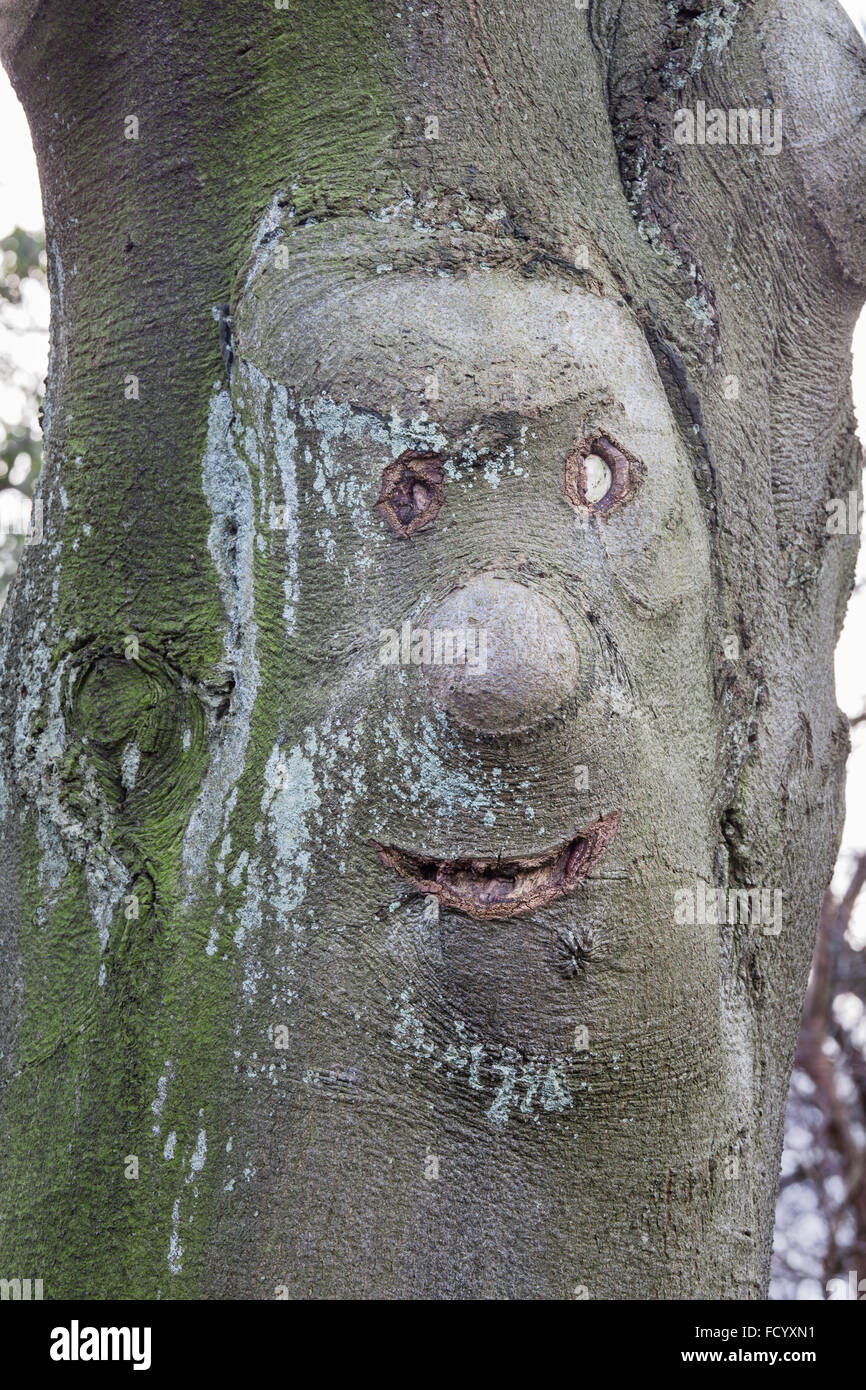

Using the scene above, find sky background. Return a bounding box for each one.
[1,2,866,929]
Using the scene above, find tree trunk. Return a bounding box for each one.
[0,0,863,1299]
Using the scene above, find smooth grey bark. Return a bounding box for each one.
[0,0,863,1298]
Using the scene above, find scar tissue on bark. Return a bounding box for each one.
[374,812,620,919]
[377,450,445,536]
[563,434,640,516]
[556,926,595,978]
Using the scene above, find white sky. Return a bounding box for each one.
[0,66,48,463]
[1,7,866,928]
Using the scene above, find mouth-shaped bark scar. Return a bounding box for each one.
[373,812,621,919]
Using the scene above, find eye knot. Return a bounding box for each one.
[377,450,445,536]
[563,434,639,515]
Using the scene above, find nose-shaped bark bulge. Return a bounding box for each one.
[422,575,584,733]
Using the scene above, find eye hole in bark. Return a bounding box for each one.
[563,434,638,516]
[377,450,445,537]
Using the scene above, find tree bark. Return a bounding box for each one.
[0,0,863,1299]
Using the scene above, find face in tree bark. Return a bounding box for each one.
[231,229,715,1053]
[0,0,863,1299]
